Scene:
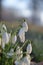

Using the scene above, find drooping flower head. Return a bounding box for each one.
[22,19,28,32]
[2,32,11,44]
[27,41,32,54]
[18,28,25,43]
[1,24,7,36]
[2,24,7,31]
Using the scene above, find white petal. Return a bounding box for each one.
[2,32,10,44]
[1,24,7,35]
[22,22,28,32]
[27,44,32,54]
[2,24,7,31]
[18,28,25,43]
[12,35,17,44]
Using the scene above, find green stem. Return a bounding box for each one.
[14,42,19,50]
[20,40,28,50]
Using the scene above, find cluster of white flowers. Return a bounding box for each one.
[15,55,30,65]
[1,24,17,49]
[15,21,32,65]
[0,21,32,65]
[15,43,32,65]
[1,24,11,49]
[1,21,28,48]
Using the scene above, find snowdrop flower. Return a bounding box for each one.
[2,32,10,45]
[22,55,30,65]
[12,35,17,44]
[2,24,7,31]
[22,22,28,32]
[1,24,7,35]
[16,46,23,60]
[27,43,32,54]
[0,38,1,46]
[18,28,25,43]
[15,55,31,65]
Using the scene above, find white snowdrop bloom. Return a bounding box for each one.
[16,46,23,60]
[2,32,10,49]
[1,24,7,32]
[27,43,32,54]
[12,35,17,44]
[0,38,1,46]
[18,28,25,43]
[2,32,10,44]
[2,24,7,31]
[22,22,28,32]
[1,24,7,35]
[15,55,31,65]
